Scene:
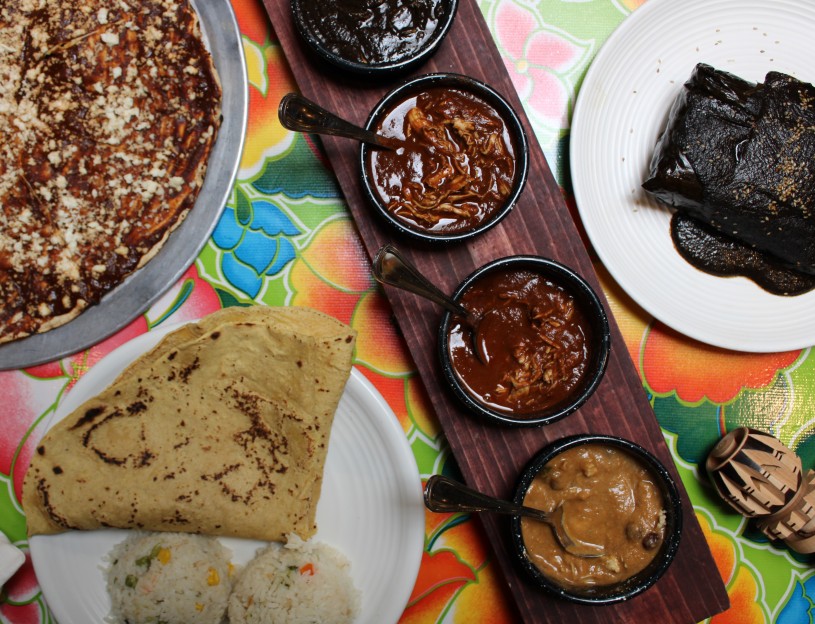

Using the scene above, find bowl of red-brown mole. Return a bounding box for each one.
[438,256,610,426]
[360,73,529,243]
[291,0,458,78]
[511,435,683,604]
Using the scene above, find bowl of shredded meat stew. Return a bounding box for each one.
[437,255,610,426]
[360,73,529,243]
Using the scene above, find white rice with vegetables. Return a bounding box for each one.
[105,532,233,624]
[228,535,360,624]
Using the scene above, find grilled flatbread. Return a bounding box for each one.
[22,306,356,542]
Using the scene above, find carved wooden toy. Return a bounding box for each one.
[706,426,815,553]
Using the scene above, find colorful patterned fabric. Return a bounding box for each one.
[1,1,812,622]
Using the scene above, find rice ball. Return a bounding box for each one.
[228,536,360,624]
[106,532,233,624]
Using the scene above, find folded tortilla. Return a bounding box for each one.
[22,306,356,542]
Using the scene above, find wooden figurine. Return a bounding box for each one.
[706,426,815,554]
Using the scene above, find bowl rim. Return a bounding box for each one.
[290,0,459,77]
[437,255,611,426]
[359,72,530,244]
[510,434,684,604]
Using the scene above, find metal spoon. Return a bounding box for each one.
[372,244,491,362]
[424,474,605,558]
[278,93,405,151]
[372,243,474,318]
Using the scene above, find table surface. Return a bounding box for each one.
[2,0,814,622]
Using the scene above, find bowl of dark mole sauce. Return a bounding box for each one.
[511,435,682,604]
[291,0,458,78]
[360,73,529,244]
[438,256,610,426]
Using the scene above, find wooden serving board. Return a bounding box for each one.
[263,0,731,621]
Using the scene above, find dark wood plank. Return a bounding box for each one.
[262,0,731,621]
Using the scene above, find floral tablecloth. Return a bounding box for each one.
[2,0,814,622]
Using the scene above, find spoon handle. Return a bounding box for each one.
[373,245,468,318]
[424,474,549,522]
[278,93,401,150]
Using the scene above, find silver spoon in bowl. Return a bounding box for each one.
[424,474,604,559]
[373,243,514,365]
[372,244,491,362]
[372,244,475,322]
[278,92,405,151]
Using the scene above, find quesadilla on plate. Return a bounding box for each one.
[22,306,356,542]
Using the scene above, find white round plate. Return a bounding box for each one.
[30,323,424,624]
[571,0,815,352]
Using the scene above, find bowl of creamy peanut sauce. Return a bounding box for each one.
[510,434,682,604]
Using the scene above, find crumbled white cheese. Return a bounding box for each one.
[101,32,120,46]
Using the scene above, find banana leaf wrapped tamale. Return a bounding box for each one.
[643,63,815,278]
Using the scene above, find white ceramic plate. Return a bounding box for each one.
[29,323,424,624]
[571,0,815,352]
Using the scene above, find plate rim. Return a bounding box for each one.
[571,0,815,353]
[29,318,424,624]
[0,0,248,370]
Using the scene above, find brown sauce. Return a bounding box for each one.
[671,213,815,296]
[447,267,591,416]
[367,87,517,235]
[298,0,445,66]
[522,444,666,588]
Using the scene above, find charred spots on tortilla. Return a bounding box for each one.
[210,331,221,339]
[137,450,155,467]
[127,401,147,414]
[37,445,45,455]
[167,351,178,361]
[52,466,63,475]
[71,405,106,429]
[38,478,76,530]
[296,360,303,368]
[178,356,200,383]
[90,447,127,466]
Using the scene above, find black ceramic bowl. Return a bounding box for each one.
[438,256,610,426]
[360,73,529,244]
[291,0,458,79]
[511,435,683,604]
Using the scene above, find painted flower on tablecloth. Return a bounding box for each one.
[491,1,592,135]
[697,512,767,624]
[777,573,815,624]
[404,476,516,623]
[211,187,301,301]
[232,0,299,181]
[233,0,271,46]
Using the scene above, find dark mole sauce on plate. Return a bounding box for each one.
[447,267,592,416]
[367,87,516,235]
[299,0,445,66]
[671,213,815,296]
